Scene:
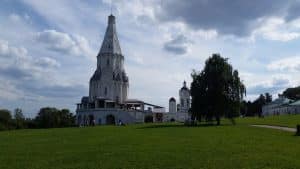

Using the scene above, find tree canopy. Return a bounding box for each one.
[0,107,76,131]
[0,109,12,130]
[282,86,300,100]
[239,93,272,117]
[190,54,246,125]
[35,107,75,128]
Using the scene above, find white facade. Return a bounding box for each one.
[164,81,191,122]
[76,15,133,125]
[179,81,190,113]
[77,108,145,125]
[89,15,128,104]
[262,97,300,116]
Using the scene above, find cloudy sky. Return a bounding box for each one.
[1,0,300,117]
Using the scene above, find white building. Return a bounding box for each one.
[76,15,163,125]
[169,97,176,114]
[179,81,190,113]
[89,14,128,104]
[262,96,300,116]
[165,81,191,122]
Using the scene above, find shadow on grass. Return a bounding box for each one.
[136,123,232,129]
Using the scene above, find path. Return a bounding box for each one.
[251,125,296,132]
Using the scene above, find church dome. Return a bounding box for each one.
[180,81,189,91]
[169,97,176,102]
[181,86,188,91]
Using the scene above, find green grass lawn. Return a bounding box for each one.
[235,114,300,128]
[0,122,300,169]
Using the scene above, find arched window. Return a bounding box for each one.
[107,59,110,66]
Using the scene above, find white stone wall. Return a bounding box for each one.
[263,105,300,116]
[77,108,144,125]
[89,53,128,103]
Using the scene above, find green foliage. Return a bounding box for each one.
[144,115,153,123]
[13,108,25,129]
[0,109,12,130]
[35,107,75,128]
[0,123,300,169]
[0,107,75,131]
[191,54,246,125]
[282,86,300,100]
[241,93,272,117]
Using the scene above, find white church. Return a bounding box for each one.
[76,15,190,125]
[164,81,191,122]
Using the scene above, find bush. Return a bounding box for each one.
[0,123,7,131]
[35,107,75,128]
[144,115,153,123]
[0,109,12,130]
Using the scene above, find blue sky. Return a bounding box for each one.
[1,0,300,117]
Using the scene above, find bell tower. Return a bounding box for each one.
[179,81,190,113]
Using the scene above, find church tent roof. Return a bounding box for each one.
[98,15,122,55]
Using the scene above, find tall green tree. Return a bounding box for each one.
[14,108,25,129]
[35,107,75,128]
[282,86,300,100]
[191,54,246,125]
[0,109,12,130]
[265,93,272,103]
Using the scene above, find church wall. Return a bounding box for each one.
[90,52,128,103]
[76,109,144,125]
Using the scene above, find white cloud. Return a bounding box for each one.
[254,17,300,42]
[35,57,61,68]
[0,40,60,80]
[8,13,22,22]
[0,40,28,58]
[35,30,94,59]
[0,77,24,100]
[246,75,292,97]
[267,56,300,72]
[0,39,87,113]
[164,34,192,55]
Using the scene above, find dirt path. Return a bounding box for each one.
[251,125,296,132]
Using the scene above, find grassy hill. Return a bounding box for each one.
[236,114,300,128]
[0,118,300,169]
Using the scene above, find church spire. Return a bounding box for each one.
[99,15,122,55]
